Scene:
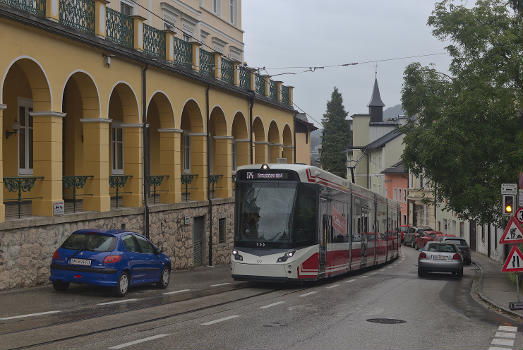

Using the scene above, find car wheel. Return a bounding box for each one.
[114,272,130,297]
[53,281,69,291]
[156,267,170,289]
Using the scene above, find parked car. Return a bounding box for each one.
[418,242,463,278]
[405,226,433,248]
[400,225,411,244]
[50,229,171,296]
[414,230,440,250]
[438,237,471,265]
[403,226,418,247]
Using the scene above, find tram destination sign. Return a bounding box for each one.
[239,170,297,181]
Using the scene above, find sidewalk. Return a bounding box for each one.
[472,251,523,320]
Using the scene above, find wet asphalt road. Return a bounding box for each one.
[1,247,521,350]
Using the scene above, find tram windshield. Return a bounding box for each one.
[235,181,317,248]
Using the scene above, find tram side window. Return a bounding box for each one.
[293,184,317,245]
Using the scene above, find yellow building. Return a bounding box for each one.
[0,0,310,289]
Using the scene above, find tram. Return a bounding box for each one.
[231,163,401,281]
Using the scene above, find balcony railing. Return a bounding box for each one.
[255,74,265,96]
[105,7,133,48]
[147,175,168,204]
[109,175,131,208]
[3,176,43,219]
[143,23,166,59]
[269,80,278,101]
[59,0,95,35]
[199,49,214,79]
[282,85,290,106]
[0,0,46,17]
[208,174,222,199]
[63,175,93,213]
[221,58,234,85]
[174,37,192,69]
[181,174,196,202]
[239,66,250,90]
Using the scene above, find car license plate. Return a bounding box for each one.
[432,256,447,260]
[69,258,91,266]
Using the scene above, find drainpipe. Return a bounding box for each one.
[142,65,150,238]
[206,85,213,266]
[248,91,254,164]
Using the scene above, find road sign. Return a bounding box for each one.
[501,183,517,195]
[516,208,523,225]
[499,217,523,244]
[502,246,523,272]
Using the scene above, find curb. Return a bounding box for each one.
[472,260,522,321]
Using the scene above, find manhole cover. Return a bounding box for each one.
[367,318,406,324]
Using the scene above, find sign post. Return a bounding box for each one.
[499,215,523,310]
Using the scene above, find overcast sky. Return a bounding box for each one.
[242,1,453,127]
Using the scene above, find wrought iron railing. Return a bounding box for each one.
[59,0,95,35]
[174,37,192,69]
[181,174,196,202]
[208,174,222,199]
[3,176,43,219]
[221,58,234,85]
[143,23,166,59]
[239,66,251,90]
[0,0,46,16]
[109,175,131,208]
[269,80,278,101]
[147,175,168,204]
[282,85,290,106]
[105,7,133,48]
[63,175,93,213]
[255,74,266,95]
[199,49,214,79]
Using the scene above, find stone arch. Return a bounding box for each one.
[282,123,293,163]
[180,99,206,201]
[252,116,266,164]
[209,106,229,198]
[108,82,141,208]
[268,121,281,163]
[232,112,248,168]
[147,91,176,204]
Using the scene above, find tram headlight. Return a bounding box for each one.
[232,250,243,261]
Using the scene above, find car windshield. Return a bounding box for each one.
[427,243,457,253]
[61,233,116,252]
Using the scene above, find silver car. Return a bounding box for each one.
[418,242,463,278]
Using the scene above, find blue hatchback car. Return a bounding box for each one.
[50,229,171,296]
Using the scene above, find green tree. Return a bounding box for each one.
[320,87,351,178]
[401,0,522,225]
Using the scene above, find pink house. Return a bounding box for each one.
[382,161,408,225]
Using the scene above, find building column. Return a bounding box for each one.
[164,30,176,63]
[269,143,282,163]
[158,128,182,203]
[190,133,207,201]
[122,125,143,207]
[283,145,294,163]
[45,0,59,22]
[214,136,232,198]
[235,139,250,167]
[254,141,268,164]
[131,15,146,52]
[0,104,5,222]
[81,118,111,212]
[32,111,65,216]
[94,0,109,39]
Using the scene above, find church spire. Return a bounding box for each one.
[368,77,385,122]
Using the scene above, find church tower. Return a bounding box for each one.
[368,78,385,123]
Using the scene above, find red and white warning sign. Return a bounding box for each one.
[502,246,523,272]
[499,217,523,244]
[515,207,523,225]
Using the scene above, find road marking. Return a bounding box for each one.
[109,334,169,349]
[299,291,317,297]
[498,326,517,332]
[210,283,231,287]
[345,279,356,283]
[489,347,514,350]
[360,275,368,278]
[201,315,239,325]
[163,289,190,295]
[260,301,285,309]
[491,338,514,347]
[495,332,516,339]
[325,284,340,289]
[97,299,139,306]
[0,310,61,321]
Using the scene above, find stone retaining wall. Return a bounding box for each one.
[0,199,234,290]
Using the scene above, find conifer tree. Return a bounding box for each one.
[320,87,351,178]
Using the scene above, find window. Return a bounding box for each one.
[229,0,237,25]
[219,218,226,243]
[212,0,221,15]
[403,189,407,202]
[134,235,155,254]
[122,235,139,252]
[17,98,33,175]
[111,127,124,174]
[419,174,424,188]
[460,222,464,238]
[183,133,191,173]
[403,215,406,225]
[120,0,133,16]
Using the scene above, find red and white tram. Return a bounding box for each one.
[231,164,401,281]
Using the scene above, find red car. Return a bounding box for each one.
[415,230,442,250]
